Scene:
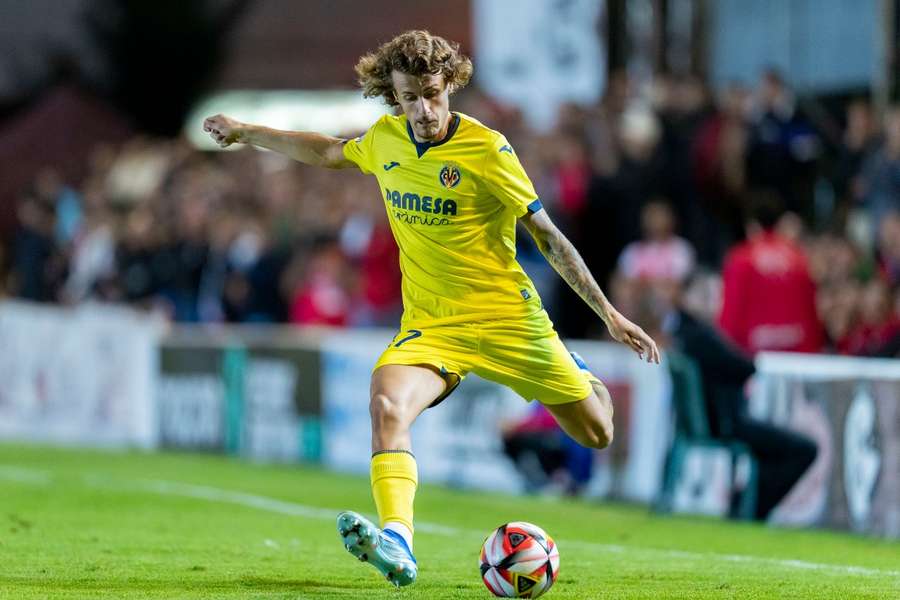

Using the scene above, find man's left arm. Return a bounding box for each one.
[520,209,660,364]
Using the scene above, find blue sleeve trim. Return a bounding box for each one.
[527,199,544,214]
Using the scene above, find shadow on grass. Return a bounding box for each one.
[2,575,367,595]
[238,576,362,591]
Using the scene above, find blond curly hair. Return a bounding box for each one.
[355,30,473,107]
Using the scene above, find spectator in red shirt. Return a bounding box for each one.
[289,238,355,327]
[718,194,823,353]
[838,278,900,356]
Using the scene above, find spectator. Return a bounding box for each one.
[11,193,59,302]
[653,274,818,521]
[718,193,823,354]
[691,83,751,266]
[838,278,900,356]
[878,211,900,285]
[340,210,402,327]
[806,233,867,287]
[817,280,861,353]
[745,69,820,222]
[581,103,665,320]
[833,100,879,224]
[657,75,713,264]
[60,206,115,304]
[501,403,594,495]
[860,106,900,228]
[617,199,695,284]
[288,236,355,327]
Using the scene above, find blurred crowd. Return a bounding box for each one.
[5,69,900,358]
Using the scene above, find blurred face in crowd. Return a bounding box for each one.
[720,84,751,119]
[34,167,63,201]
[859,279,892,324]
[846,101,875,147]
[683,272,722,322]
[884,107,900,153]
[609,270,640,320]
[879,212,900,261]
[759,71,787,109]
[651,278,681,311]
[671,76,707,115]
[817,282,860,340]
[776,212,804,243]
[642,201,675,241]
[619,105,661,161]
[392,71,451,142]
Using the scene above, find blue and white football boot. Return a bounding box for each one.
[336,511,417,587]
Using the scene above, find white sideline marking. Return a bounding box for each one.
[0,465,52,485]
[103,477,899,580]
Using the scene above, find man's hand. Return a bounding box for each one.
[605,310,661,364]
[203,114,248,148]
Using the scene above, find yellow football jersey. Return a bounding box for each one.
[343,112,544,327]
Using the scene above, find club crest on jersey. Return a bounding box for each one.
[439,163,462,189]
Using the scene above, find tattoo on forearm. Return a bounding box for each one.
[539,229,611,322]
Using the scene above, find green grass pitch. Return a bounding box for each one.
[0,444,897,599]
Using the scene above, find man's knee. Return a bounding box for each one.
[569,411,614,449]
[586,416,614,449]
[586,382,614,448]
[370,392,408,432]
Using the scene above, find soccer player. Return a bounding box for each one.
[203,30,659,587]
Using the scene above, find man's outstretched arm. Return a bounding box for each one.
[520,209,660,364]
[203,114,354,169]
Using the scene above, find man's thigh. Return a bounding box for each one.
[473,310,593,405]
[373,323,477,406]
[370,364,448,413]
[373,324,478,381]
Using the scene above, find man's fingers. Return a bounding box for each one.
[629,336,644,356]
[640,336,658,364]
[631,332,659,364]
[646,339,660,364]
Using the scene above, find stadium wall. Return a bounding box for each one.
[752,353,900,538]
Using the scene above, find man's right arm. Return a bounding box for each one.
[202,114,354,169]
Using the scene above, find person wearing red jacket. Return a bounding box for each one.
[719,195,823,354]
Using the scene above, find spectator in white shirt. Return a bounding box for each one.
[617,199,696,283]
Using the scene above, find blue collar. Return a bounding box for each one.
[406,113,460,158]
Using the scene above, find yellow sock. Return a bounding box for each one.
[370,450,418,534]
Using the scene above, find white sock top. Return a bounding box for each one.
[383,521,414,552]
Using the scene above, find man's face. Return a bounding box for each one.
[391,71,451,142]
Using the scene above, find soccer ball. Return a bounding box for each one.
[479,522,560,598]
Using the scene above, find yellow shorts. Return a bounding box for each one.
[373,309,596,406]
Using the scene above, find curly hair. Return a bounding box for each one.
[355,30,473,107]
